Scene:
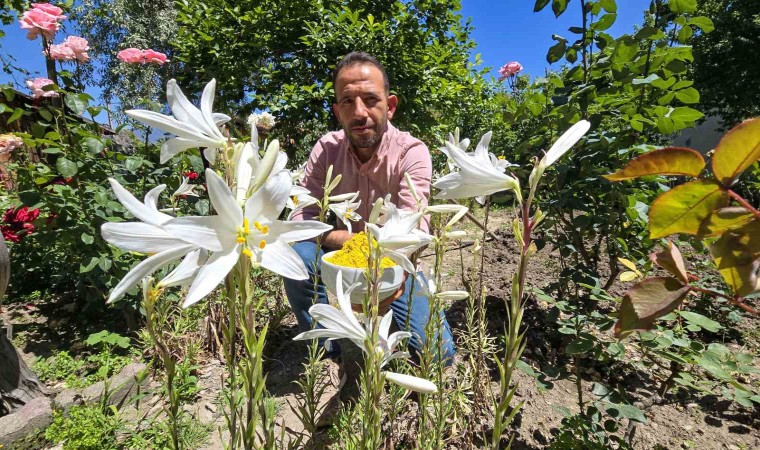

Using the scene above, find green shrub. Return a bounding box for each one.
[45,405,121,450]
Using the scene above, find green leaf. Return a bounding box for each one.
[566,338,595,354]
[688,16,714,33]
[547,40,567,64]
[615,277,690,337]
[678,311,722,332]
[38,109,53,121]
[533,0,550,12]
[592,13,616,31]
[64,94,89,116]
[599,0,617,13]
[56,157,78,178]
[602,402,647,423]
[677,25,693,43]
[632,74,660,85]
[669,0,697,14]
[709,220,760,297]
[669,106,704,122]
[604,147,706,181]
[6,107,24,124]
[698,207,756,237]
[697,352,732,380]
[125,157,143,173]
[80,233,94,245]
[675,87,700,104]
[648,180,727,238]
[711,118,760,186]
[82,137,104,155]
[551,0,568,17]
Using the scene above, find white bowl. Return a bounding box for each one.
[321,251,405,304]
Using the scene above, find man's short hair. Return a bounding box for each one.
[333,52,390,95]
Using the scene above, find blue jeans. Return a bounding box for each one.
[283,241,456,364]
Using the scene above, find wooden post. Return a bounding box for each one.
[0,234,46,416]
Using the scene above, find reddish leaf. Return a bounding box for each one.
[648,180,728,239]
[649,241,689,284]
[615,277,691,337]
[604,147,705,181]
[712,118,760,186]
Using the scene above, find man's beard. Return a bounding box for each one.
[347,118,387,150]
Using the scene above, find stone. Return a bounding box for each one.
[0,397,53,446]
[54,362,148,410]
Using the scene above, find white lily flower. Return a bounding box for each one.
[258,111,275,128]
[365,201,432,274]
[529,120,591,194]
[157,249,209,289]
[172,176,199,198]
[234,138,287,203]
[415,269,469,302]
[294,271,437,394]
[433,131,520,203]
[286,186,318,219]
[291,161,307,184]
[328,192,362,233]
[163,168,332,307]
[126,79,230,164]
[538,120,591,169]
[101,179,198,303]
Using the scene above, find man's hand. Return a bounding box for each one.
[322,229,353,251]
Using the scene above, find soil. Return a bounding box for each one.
[2,209,759,449]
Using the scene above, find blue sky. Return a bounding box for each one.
[460,0,650,80]
[1,1,651,104]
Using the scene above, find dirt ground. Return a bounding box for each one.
[3,209,759,449]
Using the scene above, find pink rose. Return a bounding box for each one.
[25,78,59,99]
[117,48,144,64]
[31,3,65,16]
[498,61,523,81]
[46,42,75,61]
[19,3,66,40]
[63,36,89,62]
[142,49,169,64]
[0,134,24,155]
[117,47,169,65]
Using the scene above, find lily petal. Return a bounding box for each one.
[101,222,190,253]
[384,371,438,394]
[108,178,171,226]
[183,245,240,308]
[108,244,196,303]
[164,215,230,252]
[257,240,308,280]
[205,168,243,225]
[267,220,332,243]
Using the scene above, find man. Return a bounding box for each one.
[285,52,455,364]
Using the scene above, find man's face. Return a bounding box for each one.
[333,64,398,153]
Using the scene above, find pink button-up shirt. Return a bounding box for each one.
[291,123,432,233]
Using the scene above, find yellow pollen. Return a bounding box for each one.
[243,218,250,234]
[254,221,263,231]
[292,196,299,205]
[259,240,266,249]
[242,247,253,257]
[498,155,506,160]
[262,225,269,234]
[236,236,246,244]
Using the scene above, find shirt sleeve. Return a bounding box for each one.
[398,141,433,232]
[289,140,327,223]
